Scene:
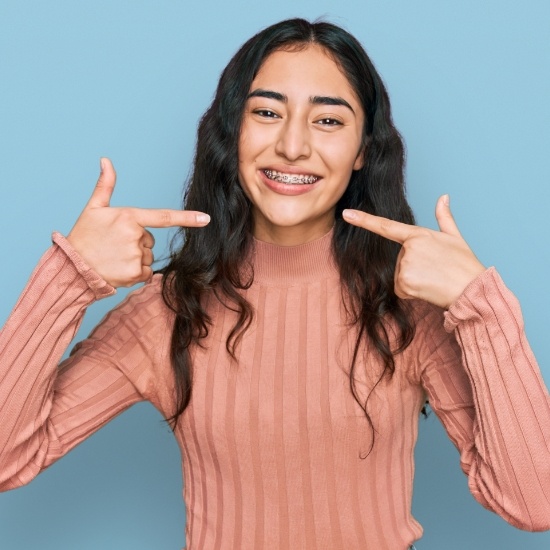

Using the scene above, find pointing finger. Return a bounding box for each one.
[342,209,416,244]
[87,157,117,209]
[435,194,462,237]
[132,208,211,228]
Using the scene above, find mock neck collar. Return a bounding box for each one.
[250,229,338,284]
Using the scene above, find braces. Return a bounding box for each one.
[264,170,318,185]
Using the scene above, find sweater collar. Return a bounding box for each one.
[250,229,338,284]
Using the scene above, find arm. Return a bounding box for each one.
[0,235,180,490]
[0,158,210,490]
[418,269,550,530]
[344,196,550,529]
[0,235,129,489]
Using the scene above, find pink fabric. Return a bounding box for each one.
[1,231,549,549]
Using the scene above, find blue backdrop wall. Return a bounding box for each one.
[1,1,549,548]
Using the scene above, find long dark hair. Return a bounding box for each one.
[160,18,416,438]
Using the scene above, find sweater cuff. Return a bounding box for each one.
[443,266,506,332]
[51,232,116,300]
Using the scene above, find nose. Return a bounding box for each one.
[274,115,312,161]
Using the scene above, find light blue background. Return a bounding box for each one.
[1,1,549,548]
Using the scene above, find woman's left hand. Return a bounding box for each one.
[343,194,486,309]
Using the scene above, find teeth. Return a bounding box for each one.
[264,169,319,185]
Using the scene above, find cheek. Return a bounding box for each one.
[237,131,248,166]
[238,117,254,163]
[236,163,251,198]
[238,128,262,173]
[236,148,255,201]
[322,139,362,177]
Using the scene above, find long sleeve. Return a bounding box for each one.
[418,267,550,531]
[0,234,168,491]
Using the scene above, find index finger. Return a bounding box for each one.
[132,208,211,228]
[342,209,415,244]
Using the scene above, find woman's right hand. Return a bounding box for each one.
[67,158,210,288]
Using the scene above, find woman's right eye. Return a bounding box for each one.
[253,109,280,119]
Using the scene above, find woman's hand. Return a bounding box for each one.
[343,195,485,309]
[67,158,210,288]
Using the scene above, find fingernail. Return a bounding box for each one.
[342,209,357,220]
[196,213,210,224]
[100,158,105,173]
[443,194,450,206]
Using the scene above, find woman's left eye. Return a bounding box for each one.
[315,118,342,126]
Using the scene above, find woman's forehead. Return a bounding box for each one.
[250,45,360,106]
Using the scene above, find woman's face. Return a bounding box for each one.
[238,44,365,245]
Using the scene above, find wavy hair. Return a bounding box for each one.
[160,18,416,442]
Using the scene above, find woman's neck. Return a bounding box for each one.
[252,216,335,247]
[251,228,338,284]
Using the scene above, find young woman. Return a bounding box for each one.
[1,18,549,550]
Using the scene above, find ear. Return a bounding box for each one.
[353,143,367,171]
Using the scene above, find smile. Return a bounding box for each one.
[263,169,319,185]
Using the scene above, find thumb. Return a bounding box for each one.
[86,157,117,208]
[435,194,461,236]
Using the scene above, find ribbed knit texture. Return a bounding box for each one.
[1,231,549,550]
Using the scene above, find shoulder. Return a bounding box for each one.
[115,273,170,315]
[397,299,460,383]
[407,299,450,356]
[83,274,174,349]
[65,274,176,411]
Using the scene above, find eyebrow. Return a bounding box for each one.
[247,88,355,114]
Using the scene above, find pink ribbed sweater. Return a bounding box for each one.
[1,231,550,549]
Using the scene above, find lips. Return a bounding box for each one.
[263,169,320,185]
